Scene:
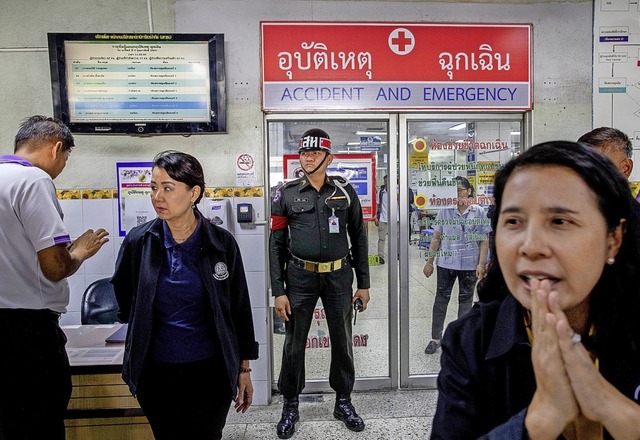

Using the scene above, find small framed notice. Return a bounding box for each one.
[116,162,154,236]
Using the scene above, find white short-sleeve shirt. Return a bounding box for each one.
[431,204,491,271]
[0,155,71,312]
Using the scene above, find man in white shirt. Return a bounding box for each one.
[0,116,109,439]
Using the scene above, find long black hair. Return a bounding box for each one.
[478,140,640,370]
[153,150,205,205]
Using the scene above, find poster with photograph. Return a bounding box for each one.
[283,154,376,220]
[116,162,154,236]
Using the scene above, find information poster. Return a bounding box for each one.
[116,162,154,236]
[283,154,376,219]
[593,0,640,181]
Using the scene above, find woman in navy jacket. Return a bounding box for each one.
[431,141,640,439]
[111,151,259,440]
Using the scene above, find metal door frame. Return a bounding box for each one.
[264,113,399,393]
[398,112,530,389]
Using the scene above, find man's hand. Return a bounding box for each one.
[69,228,110,260]
[423,262,434,278]
[38,228,109,281]
[275,295,291,321]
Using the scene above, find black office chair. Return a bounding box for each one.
[81,278,120,325]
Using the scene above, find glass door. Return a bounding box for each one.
[265,112,528,393]
[399,113,526,387]
[265,114,398,393]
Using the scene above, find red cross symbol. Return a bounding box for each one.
[388,28,415,55]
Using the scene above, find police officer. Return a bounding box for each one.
[269,128,370,439]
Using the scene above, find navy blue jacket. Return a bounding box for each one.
[111,213,259,397]
[431,294,640,439]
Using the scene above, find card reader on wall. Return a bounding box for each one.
[237,203,254,223]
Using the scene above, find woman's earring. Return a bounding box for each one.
[606,257,615,265]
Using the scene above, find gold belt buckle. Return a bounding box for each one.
[333,259,342,270]
[317,262,331,273]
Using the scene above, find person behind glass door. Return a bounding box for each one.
[431,141,640,439]
[111,150,259,440]
[0,115,109,440]
[270,128,371,439]
[422,176,491,355]
[375,175,389,264]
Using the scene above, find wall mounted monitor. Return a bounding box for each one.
[47,33,226,135]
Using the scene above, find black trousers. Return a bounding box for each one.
[136,357,233,440]
[0,309,71,440]
[278,264,355,398]
[431,267,477,340]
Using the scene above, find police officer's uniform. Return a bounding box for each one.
[269,129,370,438]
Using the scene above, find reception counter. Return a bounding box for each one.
[63,324,153,439]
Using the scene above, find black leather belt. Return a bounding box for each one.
[289,255,348,273]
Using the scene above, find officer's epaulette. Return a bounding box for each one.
[280,180,299,190]
[329,175,348,185]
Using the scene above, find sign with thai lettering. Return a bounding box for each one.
[261,22,532,111]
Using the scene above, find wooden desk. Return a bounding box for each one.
[63,324,153,439]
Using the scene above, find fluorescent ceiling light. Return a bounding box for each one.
[510,131,521,135]
[449,123,466,131]
[347,141,387,146]
[355,131,387,136]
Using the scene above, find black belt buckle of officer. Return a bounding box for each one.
[294,255,344,273]
[320,260,340,272]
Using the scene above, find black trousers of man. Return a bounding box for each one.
[0,309,72,440]
[278,264,355,397]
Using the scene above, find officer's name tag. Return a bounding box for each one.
[329,215,339,233]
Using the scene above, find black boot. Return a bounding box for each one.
[277,396,299,439]
[333,393,365,432]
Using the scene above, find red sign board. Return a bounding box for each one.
[261,22,532,111]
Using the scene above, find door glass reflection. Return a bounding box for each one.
[407,120,521,376]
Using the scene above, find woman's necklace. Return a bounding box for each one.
[171,215,197,243]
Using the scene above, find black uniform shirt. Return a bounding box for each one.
[269,174,370,297]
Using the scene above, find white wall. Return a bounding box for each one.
[176,0,594,145]
[1,0,594,187]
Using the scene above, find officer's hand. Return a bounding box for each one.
[374,219,379,227]
[353,289,370,311]
[274,295,291,321]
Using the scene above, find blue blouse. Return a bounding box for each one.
[150,218,218,362]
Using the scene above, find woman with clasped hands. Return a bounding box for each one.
[431,141,640,439]
[111,151,259,440]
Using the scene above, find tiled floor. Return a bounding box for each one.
[224,388,437,439]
